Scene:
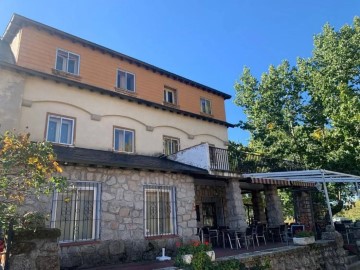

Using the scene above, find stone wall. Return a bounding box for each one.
[20,165,198,268]
[219,240,347,270]
[195,183,227,227]
[9,229,61,270]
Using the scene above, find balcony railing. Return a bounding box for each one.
[209,147,304,173]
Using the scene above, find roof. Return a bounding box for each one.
[2,13,231,100]
[243,170,360,183]
[0,61,234,128]
[53,145,209,175]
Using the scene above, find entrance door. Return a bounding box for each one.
[202,203,217,227]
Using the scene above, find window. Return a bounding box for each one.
[200,98,212,115]
[51,181,101,242]
[114,127,134,153]
[116,69,135,92]
[163,87,177,105]
[46,114,75,145]
[144,185,177,237]
[55,49,80,75]
[163,136,179,155]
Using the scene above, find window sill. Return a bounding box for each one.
[162,101,179,109]
[114,87,137,96]
[60,240,101,247]
[200,112,213,118]
[51,69,81,80]
[145,235,180,240]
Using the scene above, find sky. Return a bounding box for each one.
[0,0,359,144]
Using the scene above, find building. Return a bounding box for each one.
[0,14,295,268]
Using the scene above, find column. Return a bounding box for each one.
[226,179,247,231]
[264,185,284,227]
[251,191,267,224]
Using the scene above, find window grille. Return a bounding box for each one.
[144,185,177,237]
[50,181,101,242]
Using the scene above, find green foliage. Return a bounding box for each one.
[233,17,360,212]
[191,251,213,270]
[294,230,315,238]
[0,131,67,226]
[337,199,360,221]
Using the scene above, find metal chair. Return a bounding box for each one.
[254,224,267,246]
[200,227,219,246]
[239,227,255,250]
[335,223,352,244]
[226,230,241,249]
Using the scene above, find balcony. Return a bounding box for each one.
[167,143,303,175]
[209,146,304,173]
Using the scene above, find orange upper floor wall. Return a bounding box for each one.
[10,24,228,122]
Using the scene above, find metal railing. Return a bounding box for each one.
[209,146,304,173]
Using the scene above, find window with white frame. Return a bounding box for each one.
[55,49,80,75]
[50,181,101,242]
[46,114,75,145]
[144,185,177,237]
[114,127,134,153]
[200,98,212,115]
[163,136,180,155]
[163,87,177,105]
[116,69,135,92]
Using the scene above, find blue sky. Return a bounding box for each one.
[0,0,359,144]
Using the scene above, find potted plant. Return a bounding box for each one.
[175,240,215,267]
[293,230,315,245]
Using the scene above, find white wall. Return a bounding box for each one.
[19,76,229,155]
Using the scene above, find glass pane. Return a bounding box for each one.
[172,140,178,153]
[118,71,126,89]
[146,191,158,236]
[115,129,125,151]
[56,55,64,71]
[55,191,76,241]
[47,117,60,142]
[164,138,170,155]
[159,191,171,234]
[124,131,133,152]
[76,190,94,240]
[60,119,73,144]
[127,73,134,91]
[68,54,79,74]
[168,91,173,103]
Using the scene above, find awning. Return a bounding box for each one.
[243,169,360,226]
[248,177,315,187]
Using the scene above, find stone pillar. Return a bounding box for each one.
[294,189,315,230]
[264,185,284,227]
[251,191,266,224]
[226,179,247,231]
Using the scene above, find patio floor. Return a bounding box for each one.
[85,242,288,270]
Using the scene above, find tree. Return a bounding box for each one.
[0,131,67,227]
[233,17,360,216]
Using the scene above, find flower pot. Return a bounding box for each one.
[182,254,193,264]
[206,250,215,261]
[293,236,315,245]
[181,250,215,264]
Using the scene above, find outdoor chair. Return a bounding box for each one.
[226,230,241,249]
[200,227,219,246]
[279,224,287,243]
[254,224,267,246]
[238,227,255,250]
[335,223,352,244]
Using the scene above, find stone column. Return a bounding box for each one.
[251,191,266,224]
[294,189,314,230]
[264,185,284,227]
[226,179,247,231]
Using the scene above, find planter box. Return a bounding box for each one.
[293,236,315,245]
[182,251,215,264]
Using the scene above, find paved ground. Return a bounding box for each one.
[85,242,288,270]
